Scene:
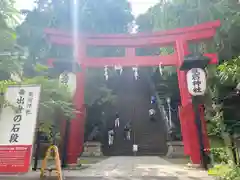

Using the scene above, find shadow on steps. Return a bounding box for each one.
[103,68,168,156]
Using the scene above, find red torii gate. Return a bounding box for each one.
[45,20,220,164]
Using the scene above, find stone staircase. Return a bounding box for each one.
[132,69,167,155]
[103,68,167,156]
[152,72,182,141]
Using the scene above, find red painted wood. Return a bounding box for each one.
[67,71,86,164]
[47,53,217,67]
[205,53,218,64]
[44,20,220,39]
[66,43,86,164]
[48,29,216,47]
[175,40,191,157]
[175,39,202,164]
[85,29,216,46]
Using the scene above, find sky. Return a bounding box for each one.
[15,0,159,17]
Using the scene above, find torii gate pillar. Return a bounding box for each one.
[175,40,209,163]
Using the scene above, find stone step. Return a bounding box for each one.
[103,69,168,156]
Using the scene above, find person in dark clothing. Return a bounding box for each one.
[124,122,131,140]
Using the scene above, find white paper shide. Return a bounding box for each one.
[0,85,41,145]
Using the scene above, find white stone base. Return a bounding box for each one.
[166,141,185,158]
[186,163,202,169]
[81,141,103,157]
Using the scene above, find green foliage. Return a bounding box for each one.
[205,96,224,137]
[23,76,75,120]
[209,165,240,180]
[211,148,230,164]
[136,0,240,58]
[17,0,133,69]
[84,69,117,106]
[205,58,240,136]
[0,0,20,49]
[0,79,17,108]
[0,0,24,79]
[16,0,133,106]
[0,75,75,120]
[218,57,240,85]
[0,0,75,130]
[222,167,240,180]
[0,75,75,140]
[208,164,232,177]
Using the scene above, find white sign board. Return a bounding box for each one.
[59,71,76,97]
[133,144,138,152]
[186,68,206,96]
[0,85,41,145]
[0,85,41,173]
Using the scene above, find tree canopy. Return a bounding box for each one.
[136,0,240,136]
[0,1,75,135]
[16,0,133,106]
[137,0,240,59]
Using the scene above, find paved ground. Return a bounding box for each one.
[0,156,214,180]
[30,156,107,169]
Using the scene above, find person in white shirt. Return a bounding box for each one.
[108,129,114,146]
[114,112,120,128]
[115,65,123,75]
[149,108,156,121]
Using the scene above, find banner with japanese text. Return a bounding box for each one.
[0,85,41,173]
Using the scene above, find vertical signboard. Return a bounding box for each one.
[0,85,41,173]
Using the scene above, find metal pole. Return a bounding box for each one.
[133,106,136,156]
[61,120,70,168]
[229,130,239,166]
[192,96,208,170]
[167,97,172,128]
[32,127,41,171]
[52,108,60,145]
[52,125,57,145]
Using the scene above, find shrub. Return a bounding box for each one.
[221,167,240,180]
[211,148,230,164]
[208,165,240,180]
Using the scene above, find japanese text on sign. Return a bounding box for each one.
[191,68,202,93]
[60,72,69,86]
[186,68,206,96]
[9,89,26,143]
[26,92,33,115]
